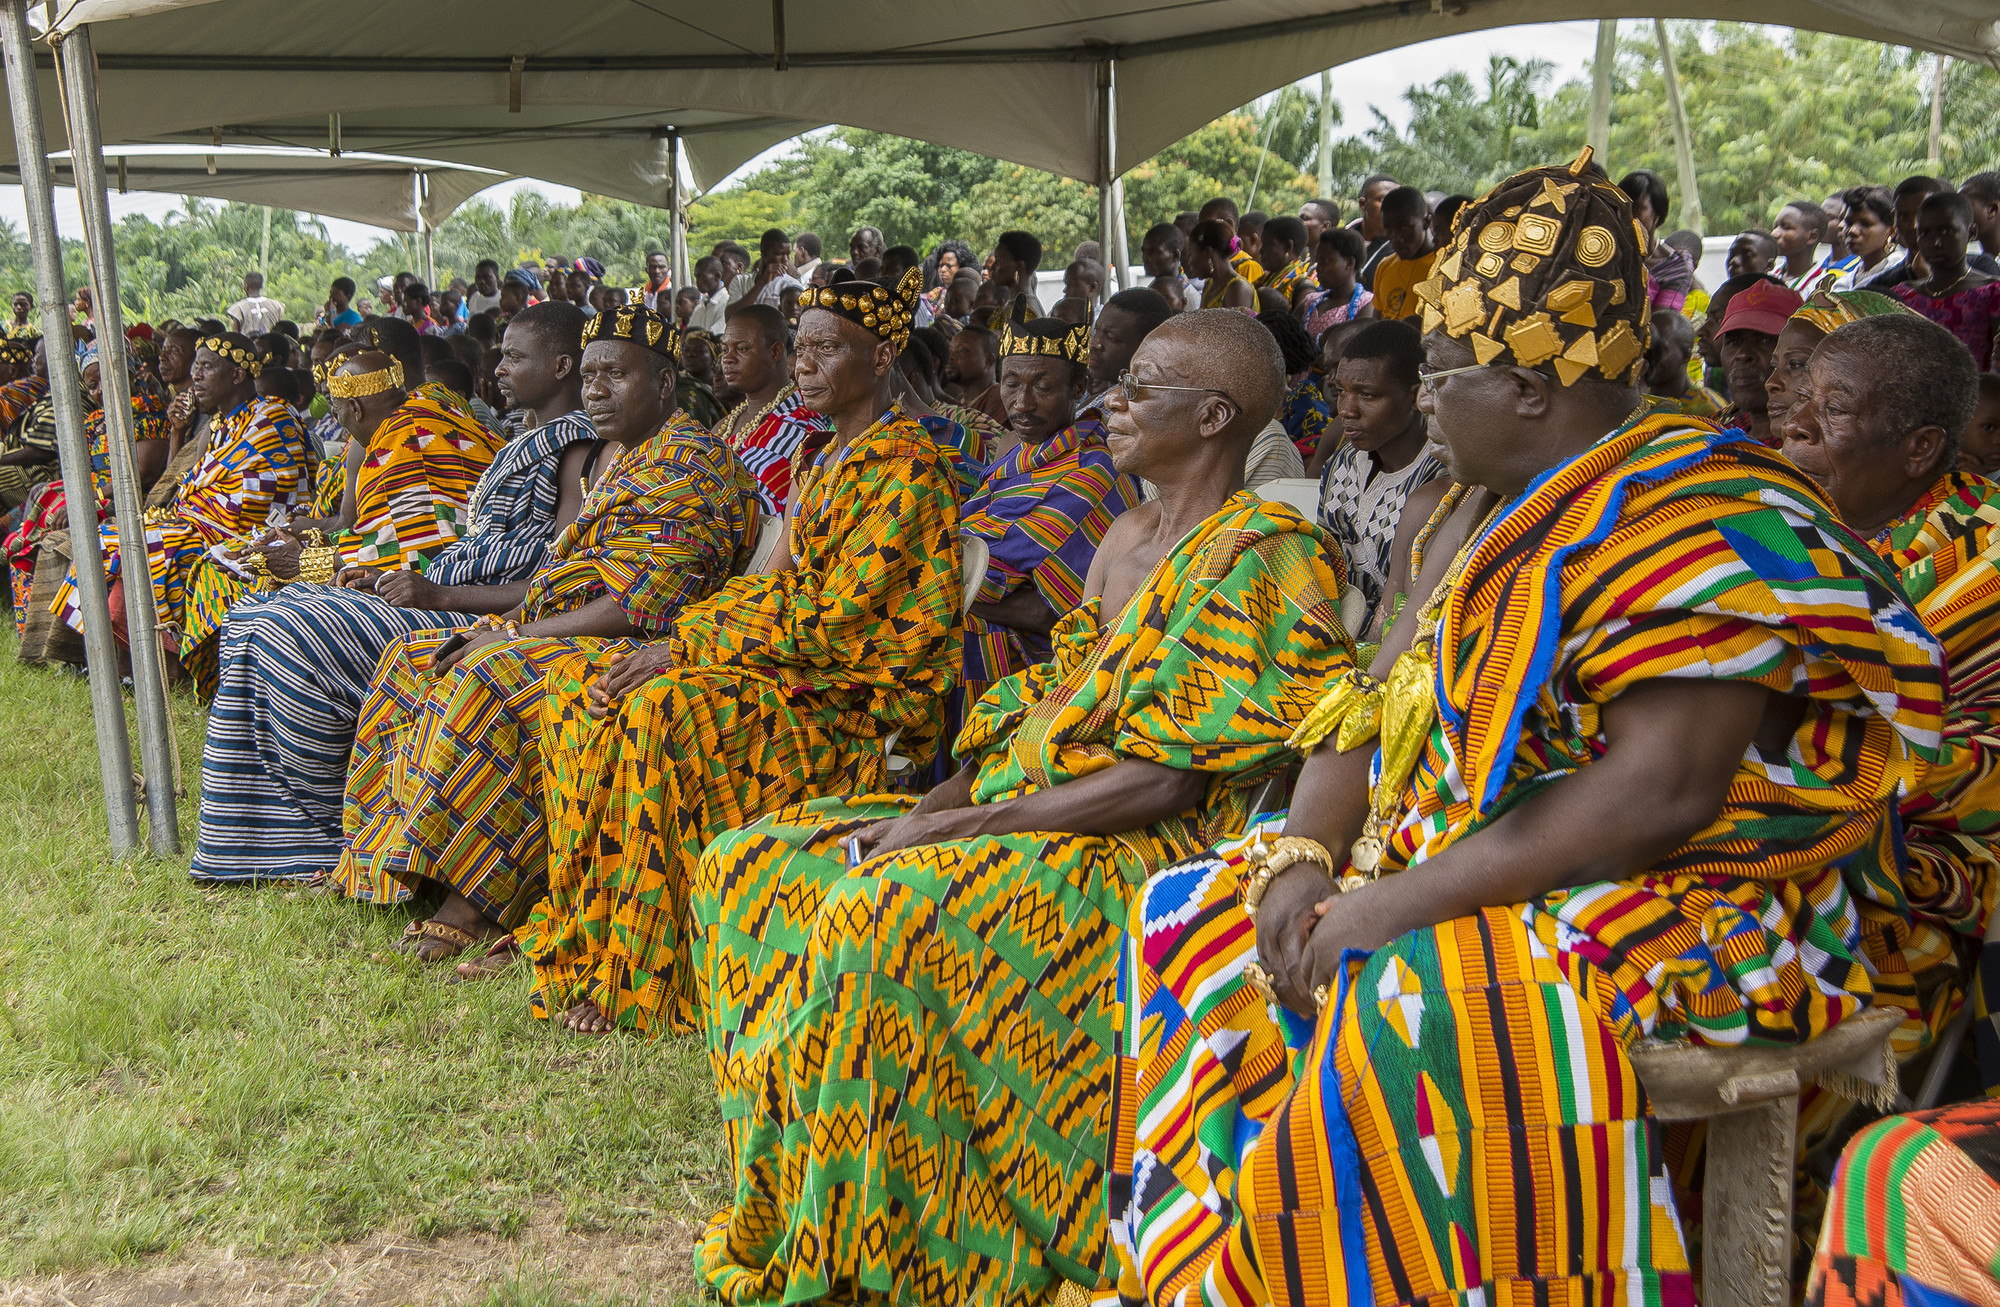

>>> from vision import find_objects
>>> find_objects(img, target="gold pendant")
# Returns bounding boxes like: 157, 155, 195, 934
1349, 834, 1383, 874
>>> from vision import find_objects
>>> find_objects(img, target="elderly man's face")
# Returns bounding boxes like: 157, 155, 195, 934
792, 309, 886, 416
1780, 346, 1938, 528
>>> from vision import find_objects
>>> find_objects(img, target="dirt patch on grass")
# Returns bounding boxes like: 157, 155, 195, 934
0, 1206, 702, 1306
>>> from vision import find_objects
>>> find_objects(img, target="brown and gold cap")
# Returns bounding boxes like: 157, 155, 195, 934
583, 303, 679, 364
999, 316, 1089, 363
1412, 146, 1649, 386
798, 267, 920, 351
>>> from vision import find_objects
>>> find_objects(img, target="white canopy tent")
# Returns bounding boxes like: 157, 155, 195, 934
7, 143, 508, 232
30, 0, 2000, 188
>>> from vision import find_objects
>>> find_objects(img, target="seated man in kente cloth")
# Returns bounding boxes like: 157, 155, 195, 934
179, 318, 502, 692
191, 302, 598, 884
518, 270, 964, 1034
689, 308, 1353, 1306
331, 305, 758, 951
52, 333, 307, 670
1779, 308, 2000, 1082
1116, 153, 1950, 1307
959, 316, 1143, 706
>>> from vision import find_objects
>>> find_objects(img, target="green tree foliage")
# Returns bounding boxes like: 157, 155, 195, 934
1330, 24, 1998, 236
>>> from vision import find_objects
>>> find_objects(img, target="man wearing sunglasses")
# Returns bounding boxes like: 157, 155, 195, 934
1118, 151, 1947, 1307
687, 308, 1353, 1305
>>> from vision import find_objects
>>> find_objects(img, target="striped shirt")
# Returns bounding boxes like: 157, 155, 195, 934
426, 408, 596, 587
722, 387, 829, 517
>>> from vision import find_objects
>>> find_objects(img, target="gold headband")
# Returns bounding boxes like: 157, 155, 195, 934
326, 356, 405, 399
197, 335, 263, 378
1000, 319, 1090, 363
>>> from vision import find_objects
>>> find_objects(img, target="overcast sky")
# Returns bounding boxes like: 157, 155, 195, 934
0, 20, 1606, 255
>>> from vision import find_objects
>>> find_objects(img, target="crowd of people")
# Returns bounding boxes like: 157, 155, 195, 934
2, 145, 2000, 1307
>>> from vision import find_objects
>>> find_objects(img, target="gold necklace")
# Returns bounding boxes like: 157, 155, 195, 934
719, 384, 793, 444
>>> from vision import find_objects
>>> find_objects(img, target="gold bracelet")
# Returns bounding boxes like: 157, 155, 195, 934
296, 545, 340, 586
247, 550, 274, 588
1240, 835, 1338, 919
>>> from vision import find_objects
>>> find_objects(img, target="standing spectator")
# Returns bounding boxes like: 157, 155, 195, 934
1351, 173, 1399, 289
1832, 187, 1908, 290
228, 272, 284, 335
790, 232, 822, 284
464, 260, 503, 315
686, 256, 729, 335
1621, 170, 1694, 311
847, 226, 885, 270
5, 290, 33, 339
1965, 172, 2000, 260
1771, 200, 1830, 292
1367, 187, 1437, 321
400, 281, 438, 335
638, 250, 671, 311
1893, 191, 2000, 369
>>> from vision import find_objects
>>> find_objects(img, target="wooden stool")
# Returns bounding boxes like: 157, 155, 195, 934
1627, 1006, 1902, 1307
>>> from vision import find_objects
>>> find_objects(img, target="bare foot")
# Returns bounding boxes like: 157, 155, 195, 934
562, 999, 616, 1035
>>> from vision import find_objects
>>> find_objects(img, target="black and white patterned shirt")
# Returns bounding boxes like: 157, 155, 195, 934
1317, 438, 1447, 639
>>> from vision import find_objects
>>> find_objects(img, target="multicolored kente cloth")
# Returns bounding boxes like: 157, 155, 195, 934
1843, 473, 2000, 1073
0, 375, 51, 508
1806, 1098, 2000, 1307
718, 386, 828, 516
922, 405, 1012, 499
52, 396, 308, 656
1279, 373, 1335, 457
190, 411, 597, 883
959, 416, 1142, 696
331, 413, 755, 906
519, 406, 964, 1036
1117, 413, 1949, 1307
335, 383, 502, 567
691, 492, 1351, 1306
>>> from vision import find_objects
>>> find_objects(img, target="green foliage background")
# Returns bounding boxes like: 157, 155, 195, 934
2, 23, 1992, 325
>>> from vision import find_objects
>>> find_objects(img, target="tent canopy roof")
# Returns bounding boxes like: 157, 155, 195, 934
27, 1, 2000, 190
1, 143, 508, 231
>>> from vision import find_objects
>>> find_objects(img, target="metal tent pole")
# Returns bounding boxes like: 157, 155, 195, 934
667, 129, 688, 291
1096, 58, 1125, 297
51, 21, 181, 856
0, 0, 140, 854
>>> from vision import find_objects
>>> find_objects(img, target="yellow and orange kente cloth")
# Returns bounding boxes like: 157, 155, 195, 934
689, 492, 1349, 1306
517, 405, 964, 1037
330, 413, 756, 907
52, 395, 308, 661
175, 382, 501, 676
1117, 413, 1948, 1307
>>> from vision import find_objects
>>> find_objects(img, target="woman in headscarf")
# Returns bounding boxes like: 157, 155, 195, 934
1764, 288, 1917, 429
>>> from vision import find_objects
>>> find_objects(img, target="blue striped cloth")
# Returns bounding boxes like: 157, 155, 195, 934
190, 410, 596, 882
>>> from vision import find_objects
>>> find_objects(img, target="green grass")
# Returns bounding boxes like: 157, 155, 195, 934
0, 635, 729, 1285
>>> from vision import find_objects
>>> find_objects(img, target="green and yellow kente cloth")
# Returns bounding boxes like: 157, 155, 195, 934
689, 492, 1351, 1306
519, 405, 965, 1037
1117, 414, 1949, 1307
330, 413, 756, 906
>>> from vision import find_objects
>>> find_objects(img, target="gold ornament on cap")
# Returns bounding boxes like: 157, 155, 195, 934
197, 335, 263, 378
325, 356, 404, 399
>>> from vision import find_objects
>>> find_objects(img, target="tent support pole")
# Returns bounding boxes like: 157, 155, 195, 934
52, 22, 182, 858
0, 0, 141, 855
1096, 57, 1127, 296
668, 129, 687, 292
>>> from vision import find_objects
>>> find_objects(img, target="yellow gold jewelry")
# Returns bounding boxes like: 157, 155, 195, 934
1242, 961, 1280, 1006
197, 335, 262, 377
325, 357, 404, 398
296, 545, 340, 586
1240, 835, 1338, 919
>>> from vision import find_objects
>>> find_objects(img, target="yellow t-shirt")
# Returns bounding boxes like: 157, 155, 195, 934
1230, 249, 1266, 285
1371, 249, 1439, 322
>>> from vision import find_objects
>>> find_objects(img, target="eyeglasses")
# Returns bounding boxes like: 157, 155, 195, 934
1416, 361, 1489, 389
1116, 369, 1237, 408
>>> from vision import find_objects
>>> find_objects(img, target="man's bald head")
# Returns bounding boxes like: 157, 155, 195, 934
1151, 309, 1285, 444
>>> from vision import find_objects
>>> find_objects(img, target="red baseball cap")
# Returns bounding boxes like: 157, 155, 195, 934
1717, 281, 1804, 338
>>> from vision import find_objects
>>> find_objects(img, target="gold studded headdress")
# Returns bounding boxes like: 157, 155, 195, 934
325, 356, 404, 399
797, 267, 920, 351
999, 317, 1090, 364
1411, 146, 1650, 386
197, 334, 264, 378
582, 302, 680, 364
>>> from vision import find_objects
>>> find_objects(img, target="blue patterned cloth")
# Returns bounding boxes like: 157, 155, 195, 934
190, 409, 596, 882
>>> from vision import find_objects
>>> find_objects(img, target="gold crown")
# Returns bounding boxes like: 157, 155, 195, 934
197, 335, 263, 378
798, 267, 921, 350
325, 356, 405, 399
1409, 146, 1650, 386
1000, 319, 1090, 363
582, 302, 678, 363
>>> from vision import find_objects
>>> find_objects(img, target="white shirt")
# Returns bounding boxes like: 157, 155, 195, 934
228, 295, 284, 335
686, 289, 729, 336
465, 289, 502, 315
793, 257, 821, 284
730, 269, 804, 309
